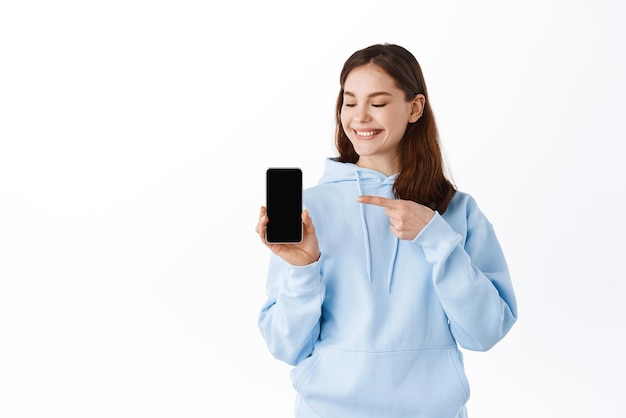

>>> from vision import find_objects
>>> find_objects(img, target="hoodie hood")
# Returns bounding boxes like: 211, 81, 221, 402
318, 158, 399, 291
318, 157, 397, 186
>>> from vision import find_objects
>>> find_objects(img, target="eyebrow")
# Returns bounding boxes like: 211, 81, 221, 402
343, 91, 393, 98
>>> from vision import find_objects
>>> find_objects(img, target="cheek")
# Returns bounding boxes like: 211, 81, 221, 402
340, 112, 351, 133
391, 112, 410, 131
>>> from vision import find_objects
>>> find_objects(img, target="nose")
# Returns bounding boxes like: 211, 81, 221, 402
354, 104, 371, 122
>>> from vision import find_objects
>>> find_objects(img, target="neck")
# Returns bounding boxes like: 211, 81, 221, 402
356, 156, 400, 177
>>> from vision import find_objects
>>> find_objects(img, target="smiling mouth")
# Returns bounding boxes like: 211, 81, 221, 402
354, 130, 382, 137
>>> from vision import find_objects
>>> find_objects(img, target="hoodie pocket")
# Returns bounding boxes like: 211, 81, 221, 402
292, 345, 470, 418
448, 348, 470, 402
290, 349, 324, 391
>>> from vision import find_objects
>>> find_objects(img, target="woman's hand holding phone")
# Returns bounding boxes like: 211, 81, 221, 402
256, 206, 320, 266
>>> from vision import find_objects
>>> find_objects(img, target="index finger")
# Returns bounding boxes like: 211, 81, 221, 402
357, 195, 396, 208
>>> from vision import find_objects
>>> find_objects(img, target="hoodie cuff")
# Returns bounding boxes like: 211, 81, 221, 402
286, 260, 323, 293
413, 212, 463, 264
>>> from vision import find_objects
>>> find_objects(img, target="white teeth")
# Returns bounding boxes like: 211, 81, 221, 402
356, 130, 380, 137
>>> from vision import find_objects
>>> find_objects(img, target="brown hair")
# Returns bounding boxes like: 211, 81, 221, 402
335, 44, 456, 213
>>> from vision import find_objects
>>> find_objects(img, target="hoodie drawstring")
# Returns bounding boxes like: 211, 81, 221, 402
387, 237, 399, 292
355, 171, 372, 283
356, 170, 400, 292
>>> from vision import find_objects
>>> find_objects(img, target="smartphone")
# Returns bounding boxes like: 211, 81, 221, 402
266, 168, 303, 244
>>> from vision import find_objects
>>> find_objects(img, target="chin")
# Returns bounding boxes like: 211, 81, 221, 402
352, 146, 377, 157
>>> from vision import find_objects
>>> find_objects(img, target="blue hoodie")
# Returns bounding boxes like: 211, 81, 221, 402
258, 158, 517, 418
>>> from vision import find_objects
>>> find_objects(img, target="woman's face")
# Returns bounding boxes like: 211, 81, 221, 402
340, 63, 422, 172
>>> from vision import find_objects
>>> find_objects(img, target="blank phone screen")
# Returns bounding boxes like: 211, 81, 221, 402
266, 168, 302, 243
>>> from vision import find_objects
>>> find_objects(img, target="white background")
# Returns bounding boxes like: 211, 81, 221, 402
1, 0, 625, 416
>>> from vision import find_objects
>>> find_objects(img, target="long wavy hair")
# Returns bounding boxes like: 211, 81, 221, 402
335, 44, 456, 213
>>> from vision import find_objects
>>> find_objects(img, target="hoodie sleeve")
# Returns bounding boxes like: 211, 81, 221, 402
414, 205, 518, 352
257, 254, 325, 365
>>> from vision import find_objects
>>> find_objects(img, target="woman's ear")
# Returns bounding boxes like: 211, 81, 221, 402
409, 94, 426, 123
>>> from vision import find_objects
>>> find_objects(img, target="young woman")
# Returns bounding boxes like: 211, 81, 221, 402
255, 43, 517, 418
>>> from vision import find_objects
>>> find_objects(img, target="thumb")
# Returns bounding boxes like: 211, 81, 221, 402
302, 209, 316, 233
